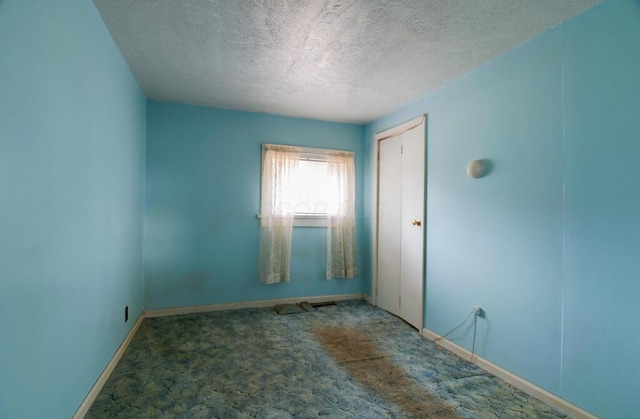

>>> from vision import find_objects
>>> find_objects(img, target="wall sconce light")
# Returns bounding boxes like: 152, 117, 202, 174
466, 159, 485, 178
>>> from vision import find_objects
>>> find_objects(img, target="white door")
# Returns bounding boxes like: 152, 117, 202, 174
377, 122, 425, 330
399, 125, 425, 329
377, 134, 403, 316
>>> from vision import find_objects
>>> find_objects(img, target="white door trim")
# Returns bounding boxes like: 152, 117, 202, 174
374, 115, 425, 141
373, 115, 426, 326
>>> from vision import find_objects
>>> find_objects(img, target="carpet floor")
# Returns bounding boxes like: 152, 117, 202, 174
86, 300, 565, 418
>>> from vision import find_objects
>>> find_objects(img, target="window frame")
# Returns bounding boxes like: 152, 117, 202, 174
260, 144, 355, 228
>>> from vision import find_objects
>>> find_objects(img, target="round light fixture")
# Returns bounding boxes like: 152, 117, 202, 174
466, 159, 485, 178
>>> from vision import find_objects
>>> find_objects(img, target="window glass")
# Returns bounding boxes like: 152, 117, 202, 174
260, 145, 355, 227
288, 159, 338, 216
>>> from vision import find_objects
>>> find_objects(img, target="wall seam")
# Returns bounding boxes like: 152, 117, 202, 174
142, 99, 149, 311
559, 21, 568, 398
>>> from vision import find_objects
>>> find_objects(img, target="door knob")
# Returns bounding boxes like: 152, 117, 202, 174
412, 219, 421, 226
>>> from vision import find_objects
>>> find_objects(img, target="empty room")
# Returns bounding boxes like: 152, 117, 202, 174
1, 0, 639, 418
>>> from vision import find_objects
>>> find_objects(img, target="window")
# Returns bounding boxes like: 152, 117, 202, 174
288, 155, 343, 223
260, 146, 354, 225
259, 144, 358, 283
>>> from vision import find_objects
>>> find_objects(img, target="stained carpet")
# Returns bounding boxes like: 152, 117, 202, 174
86, 300, 566, 418
314, 327, 459, 418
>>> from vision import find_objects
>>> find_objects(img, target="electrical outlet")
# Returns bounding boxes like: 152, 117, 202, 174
472, 306, 484, 317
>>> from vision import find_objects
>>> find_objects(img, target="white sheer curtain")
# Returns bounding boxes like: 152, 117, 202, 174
259, 145, 299, 284
326, 151, 358, 279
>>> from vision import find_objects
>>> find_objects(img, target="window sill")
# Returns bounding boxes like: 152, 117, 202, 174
256, 214, 328, 228
294, 216, 327, 228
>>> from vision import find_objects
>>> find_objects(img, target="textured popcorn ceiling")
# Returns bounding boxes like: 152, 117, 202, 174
93, 0, 601, 124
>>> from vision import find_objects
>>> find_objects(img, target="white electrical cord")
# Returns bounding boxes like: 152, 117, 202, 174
432, 311, 474, 342
432, 310, 480, 362
471, 311, 478, 361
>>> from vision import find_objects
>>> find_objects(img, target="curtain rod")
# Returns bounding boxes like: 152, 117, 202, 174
262, 143, 354, 156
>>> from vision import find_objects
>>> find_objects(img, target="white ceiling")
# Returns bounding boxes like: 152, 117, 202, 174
93, 0, 601, 124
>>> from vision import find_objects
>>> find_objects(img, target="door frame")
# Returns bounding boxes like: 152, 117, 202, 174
372, 114, 427, 328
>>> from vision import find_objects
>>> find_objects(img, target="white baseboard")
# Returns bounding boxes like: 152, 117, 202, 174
362, 294, 374, 305
74, 314, 144, 419
145, 293, 364, 318
421, 328, 597, 419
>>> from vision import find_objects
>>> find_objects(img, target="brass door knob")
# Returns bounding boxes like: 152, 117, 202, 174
412, 220, 422, 226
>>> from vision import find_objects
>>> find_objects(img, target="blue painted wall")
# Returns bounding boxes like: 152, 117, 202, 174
0, 1, 146, 418
145, 101, 364, 310
562, 1, 640, 416
365, 0, 639, 417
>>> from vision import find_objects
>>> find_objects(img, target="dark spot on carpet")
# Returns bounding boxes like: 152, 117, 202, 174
314, 327, 460, 419
274, 303, 307, 315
